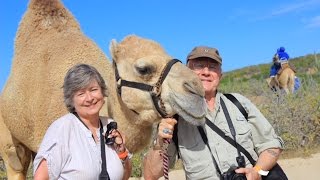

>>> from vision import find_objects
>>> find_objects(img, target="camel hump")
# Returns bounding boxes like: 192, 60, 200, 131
18, 0, 80, 35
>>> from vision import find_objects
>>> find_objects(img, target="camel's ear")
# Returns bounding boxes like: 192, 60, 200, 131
110, 39, 118, 61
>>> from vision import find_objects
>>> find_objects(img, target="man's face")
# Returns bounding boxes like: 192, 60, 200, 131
188, 58, 222, 96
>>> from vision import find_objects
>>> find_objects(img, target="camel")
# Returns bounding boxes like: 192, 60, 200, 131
0, 0, 207, 179
267, 57, 295, 94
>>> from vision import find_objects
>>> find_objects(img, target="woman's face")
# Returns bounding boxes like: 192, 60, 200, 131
73, 80, 105, 118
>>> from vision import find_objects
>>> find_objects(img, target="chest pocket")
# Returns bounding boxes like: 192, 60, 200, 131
234, 116, 251, 135
219, 115, 252, 152
177, 121, 215, 178
216, 115, 253, 170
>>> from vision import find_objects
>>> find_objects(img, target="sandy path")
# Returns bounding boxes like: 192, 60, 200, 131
130, 153, 320, 180
277, 153, 320, 180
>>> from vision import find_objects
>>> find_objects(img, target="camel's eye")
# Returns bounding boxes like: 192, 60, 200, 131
135, 66, 153, 76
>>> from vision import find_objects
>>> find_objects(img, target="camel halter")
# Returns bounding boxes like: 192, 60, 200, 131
114, 58, 180, 180
113, 59, 181, 118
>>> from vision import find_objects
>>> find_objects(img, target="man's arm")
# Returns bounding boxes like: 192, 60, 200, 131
255, 148, 282, 171
143, 118, 177, 180
143, 149, 164, 180
236, 148, 282, 180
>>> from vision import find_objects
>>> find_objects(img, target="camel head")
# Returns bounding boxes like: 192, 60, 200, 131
273, 53, 280, 65
110, 35, 207, 126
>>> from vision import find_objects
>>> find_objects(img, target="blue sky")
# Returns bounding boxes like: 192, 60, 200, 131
1, 0, 320, 91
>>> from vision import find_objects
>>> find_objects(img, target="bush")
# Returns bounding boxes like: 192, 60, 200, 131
220, 58, 320, 151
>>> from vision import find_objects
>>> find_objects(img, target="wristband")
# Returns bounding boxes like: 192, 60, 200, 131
253, 165, 269, 176
118, 150, 128, 160
253, 165, 261, 172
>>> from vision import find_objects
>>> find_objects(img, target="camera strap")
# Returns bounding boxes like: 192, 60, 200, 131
204, 119, 255, 165
202, 97, 256, 165
72, 112, 110, 179
99, 121, 111, 180
220, 97, 245, 164
197, 126, 223, 177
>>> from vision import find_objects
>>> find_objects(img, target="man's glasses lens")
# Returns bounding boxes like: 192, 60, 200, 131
193, 62, 219, 71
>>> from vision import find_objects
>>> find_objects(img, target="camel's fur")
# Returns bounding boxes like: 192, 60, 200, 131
266, 66, 295, 94
0, 0, 206, 179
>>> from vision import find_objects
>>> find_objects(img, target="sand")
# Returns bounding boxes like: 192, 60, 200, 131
130, 152, 320, 180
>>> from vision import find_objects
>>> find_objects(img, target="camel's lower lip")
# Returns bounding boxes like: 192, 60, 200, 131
170, 92, 207, 120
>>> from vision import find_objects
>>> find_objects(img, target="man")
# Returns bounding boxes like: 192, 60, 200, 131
144, 46, 284, 180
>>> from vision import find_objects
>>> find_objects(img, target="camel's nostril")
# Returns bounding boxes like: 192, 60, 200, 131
183, 81, 205, 97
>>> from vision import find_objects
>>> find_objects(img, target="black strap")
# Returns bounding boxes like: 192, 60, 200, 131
73, 112, 110, 179
222, 94, 256, 165
205, 118, 256, 165
172, 93, 256, 169
220, 98, 242, 159
99, 121, 110, 180
113, 59, 181, 118
197, 126, 222, 176
120, 80, 153, 91
224, 94, 248, 120
157, 59, 181, 85
172, 93, 248, 149
201, 94, 256, 165
172, 116, 222, 176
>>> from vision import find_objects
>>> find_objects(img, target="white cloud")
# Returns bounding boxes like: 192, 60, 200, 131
271, 0, 320, 16
306, 15, 320, 28
252, 0, 320, 21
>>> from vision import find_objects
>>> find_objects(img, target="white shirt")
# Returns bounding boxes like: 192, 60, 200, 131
33, 113, 124, 180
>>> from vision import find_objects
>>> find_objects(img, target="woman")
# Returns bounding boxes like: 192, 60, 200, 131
33, 64, 132, 180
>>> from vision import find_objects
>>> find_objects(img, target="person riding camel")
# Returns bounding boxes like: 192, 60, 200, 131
270, 47, 292, 78
269, 46, 300, 92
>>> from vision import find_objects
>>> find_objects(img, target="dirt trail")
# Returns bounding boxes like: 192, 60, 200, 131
130, 153, 320, 180
278, 152, 320, 180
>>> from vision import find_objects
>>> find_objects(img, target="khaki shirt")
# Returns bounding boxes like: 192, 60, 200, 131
168, 92, 284, 180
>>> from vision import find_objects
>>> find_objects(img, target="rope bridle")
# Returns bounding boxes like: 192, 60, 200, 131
113, 58, 181, 180
113, 59, 181, 118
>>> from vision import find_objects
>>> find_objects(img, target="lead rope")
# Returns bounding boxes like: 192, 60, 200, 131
162, 138, 171, 180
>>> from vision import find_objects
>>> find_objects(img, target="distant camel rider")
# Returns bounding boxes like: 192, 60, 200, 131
269, 47, 300, 92
270, 47, 290, 78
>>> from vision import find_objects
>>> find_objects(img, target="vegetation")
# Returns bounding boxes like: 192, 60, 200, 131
219, 53, 320, 151
1, 53, 319, 178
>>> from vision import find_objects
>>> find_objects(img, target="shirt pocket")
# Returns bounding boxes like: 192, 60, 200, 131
217, 117, 253, 171
220, 116, 252, 149
234, 116, 251, 135
177, 123, 210, 168
179, 145, 215, 178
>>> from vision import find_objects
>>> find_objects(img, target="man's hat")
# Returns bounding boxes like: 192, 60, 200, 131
187, 46, 222, 64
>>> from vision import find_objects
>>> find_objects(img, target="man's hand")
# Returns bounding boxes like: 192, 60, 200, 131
157, 118, 177, 139
235, 167, 261, 180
